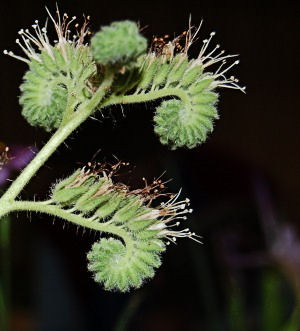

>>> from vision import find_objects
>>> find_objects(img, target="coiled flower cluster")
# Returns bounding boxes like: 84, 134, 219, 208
50, 163, 199, 292
4, 10, 244, 149
133, 24, 245, 149
4, 9, 96, 131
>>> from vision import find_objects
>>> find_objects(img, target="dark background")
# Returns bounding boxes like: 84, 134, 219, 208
1, 1, 299, 330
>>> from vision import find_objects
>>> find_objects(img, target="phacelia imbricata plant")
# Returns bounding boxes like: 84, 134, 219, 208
0, 7, 244, 292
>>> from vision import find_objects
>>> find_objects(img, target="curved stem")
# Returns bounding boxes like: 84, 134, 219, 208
102, 86, 190, 108
0, 200, 133, 247
0, 70, 114, 203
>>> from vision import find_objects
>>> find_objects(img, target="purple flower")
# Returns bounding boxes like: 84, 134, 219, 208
272, 225, 300, 286
0, 144, 36, 186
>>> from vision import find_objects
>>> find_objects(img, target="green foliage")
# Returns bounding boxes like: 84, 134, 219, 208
91, 21, 147, 66
262, 271, 284, 331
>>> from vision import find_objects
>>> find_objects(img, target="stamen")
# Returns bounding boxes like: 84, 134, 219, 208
215, 60, 240, 77
3, 49, 30, 64
6, 7, 90, 65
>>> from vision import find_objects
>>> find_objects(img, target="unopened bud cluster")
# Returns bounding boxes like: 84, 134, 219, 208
134, 26, 245, 149
4, 10, 96, 131
51, 164, 199, 291
91, 21, 147, 66
4, 9, 244, 149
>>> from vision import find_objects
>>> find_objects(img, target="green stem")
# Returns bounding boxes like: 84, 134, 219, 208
0, 216, 11, 331
0, 70, 114, 204
0, 200, 133, 249
102, 87, 190, 107
114, 290, 145, 331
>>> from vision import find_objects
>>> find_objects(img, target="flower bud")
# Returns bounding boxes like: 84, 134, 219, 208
91, 21, 147, 66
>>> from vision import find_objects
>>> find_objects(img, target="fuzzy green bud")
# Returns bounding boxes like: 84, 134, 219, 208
91, 21, 147, 66
154, 96, 219, 149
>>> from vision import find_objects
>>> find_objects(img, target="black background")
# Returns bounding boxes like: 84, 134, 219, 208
1, 1, 299, 330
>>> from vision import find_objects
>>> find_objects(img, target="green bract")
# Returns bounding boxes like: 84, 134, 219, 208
91, 21, 147, 66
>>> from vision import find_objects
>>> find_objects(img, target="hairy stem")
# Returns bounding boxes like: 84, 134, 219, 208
0, 70, 114, 203
0, 200, 133, 251
102, 87, 191, 107
0, 216, 11, 331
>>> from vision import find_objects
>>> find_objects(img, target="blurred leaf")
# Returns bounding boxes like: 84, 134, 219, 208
227, 282, 247, 331
282, 302, 300, 331
262, 271, 283, 331
114, 290, 145, 331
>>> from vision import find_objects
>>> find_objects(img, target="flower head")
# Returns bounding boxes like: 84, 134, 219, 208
50, 162, 201, 292
51, 162, 201, 243
150, 18, 246, 93
4, 7, 96, 132
137, 19, 246, 149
